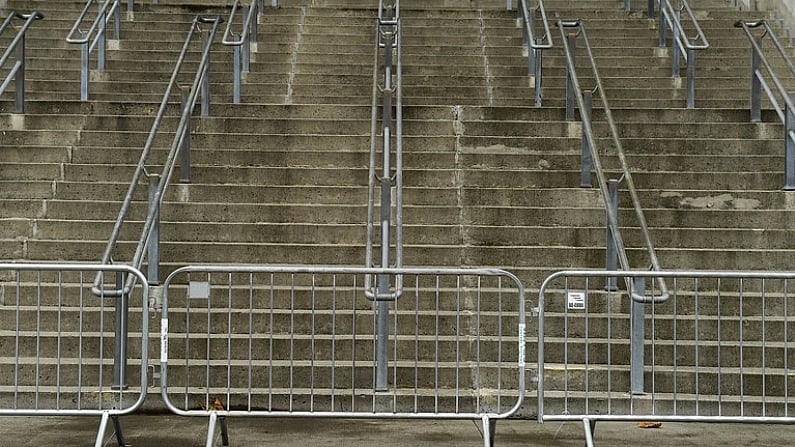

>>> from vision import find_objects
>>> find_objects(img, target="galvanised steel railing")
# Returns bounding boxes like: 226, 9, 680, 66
92, 16, 224, 297
222, 0, 262, 104
65, 0, 122, 101
658, 0, 709, 108
557, 19, 668, 397
365, 0, 403, 395
538, 270, 795, 447
516, 0, 552, 106
557, 19, 667, 304
735, 20, 795, 190
0, 11, 44, 113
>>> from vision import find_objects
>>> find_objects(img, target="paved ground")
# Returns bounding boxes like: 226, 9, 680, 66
3, 415, 795, 446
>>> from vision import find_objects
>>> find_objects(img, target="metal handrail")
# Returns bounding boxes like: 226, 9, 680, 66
0, 11, 44, 113
92, 16, 224, 297
365, 0, 403, 302
517, 0, 552, 106
65, 0, 122, 101
658, 0, 709, 108
222, 0, 262, 104
557, 19, 668, 304
735, 20, 795, 190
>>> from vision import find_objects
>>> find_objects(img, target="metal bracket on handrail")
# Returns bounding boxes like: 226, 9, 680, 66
66, 0, 122, 101
518, 0, 552, 106
92, 15, 224, 298
0, 11, 44, 113
557, 19, 668, 305
658, 0, 709, 108
222, 0, 261, 104
735, 19, 795, 190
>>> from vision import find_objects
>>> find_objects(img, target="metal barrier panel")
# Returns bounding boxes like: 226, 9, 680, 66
0, 263, 149, 444
160, 266, 525, 440
538, 270, 795, 426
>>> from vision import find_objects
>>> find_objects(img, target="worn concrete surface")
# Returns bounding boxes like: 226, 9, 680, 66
2, 415, 795, 446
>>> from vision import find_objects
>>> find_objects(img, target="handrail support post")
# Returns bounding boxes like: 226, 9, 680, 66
785, 101, 795, 190
147, 174, 161, 285
658, 0, 665, 47
180, 87, 192, 183
14, 34, 25, 114
80, 30, 89, 101
605, 179, 619, 291
112, 271, 130, 390
233, 32, 242, 104
671, 8, 681, 78
686, 42, 696, 108
580, 91, 593, 188
565, 32, 576, 121
98, 4, 106, 71
201, 33, 211, 117
750, 36, 762, 122
630, 277, 646, 395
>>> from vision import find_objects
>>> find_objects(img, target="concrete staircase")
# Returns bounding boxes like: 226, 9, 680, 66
0, 0, 794, 425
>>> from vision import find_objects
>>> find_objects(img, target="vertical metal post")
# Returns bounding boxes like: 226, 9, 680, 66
148, 174, 161, 284
750, 36, 762, 123
375, 20, 395, 392
180, 88, 192, 183
233, 33, 242, 104
631, 277, 646, 395
686, 43, 695, 109
565, 32, 576, 121
80, 31, 89, 101
243, 7, 252, 73
113, 3, 121, 40
201, 33, 210, 117
605, 179, 619, 291
785, 101, 795, 190
658, 0, 665, 47
98, 6, 106, 71
113, 272, 129, 390
671, 8, 681, 78
15, 33, 24, 114
580, 92, 592, 188
534, 38, 543, 107
527, 9, 535, 71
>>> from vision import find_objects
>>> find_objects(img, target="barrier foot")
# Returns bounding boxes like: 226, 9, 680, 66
481, 415, 496, 447
582, 418, 596, 447
95, 412, 130, 447
206, 412, 230, 447
112, 415, 129, 446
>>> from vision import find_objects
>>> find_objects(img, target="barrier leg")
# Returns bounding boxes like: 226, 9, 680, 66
206, 412, 231, 447
112, 415, 129, 447
582, 418, 596, 447
481, 415, 496, 447
95, 412, 130, 447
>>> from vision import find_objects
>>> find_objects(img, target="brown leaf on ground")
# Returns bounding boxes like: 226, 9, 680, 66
637, 422, 663, 429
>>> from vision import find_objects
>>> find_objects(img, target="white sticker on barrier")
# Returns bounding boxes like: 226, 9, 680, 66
161, 318, 168, 363
567, 291, 586, 310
